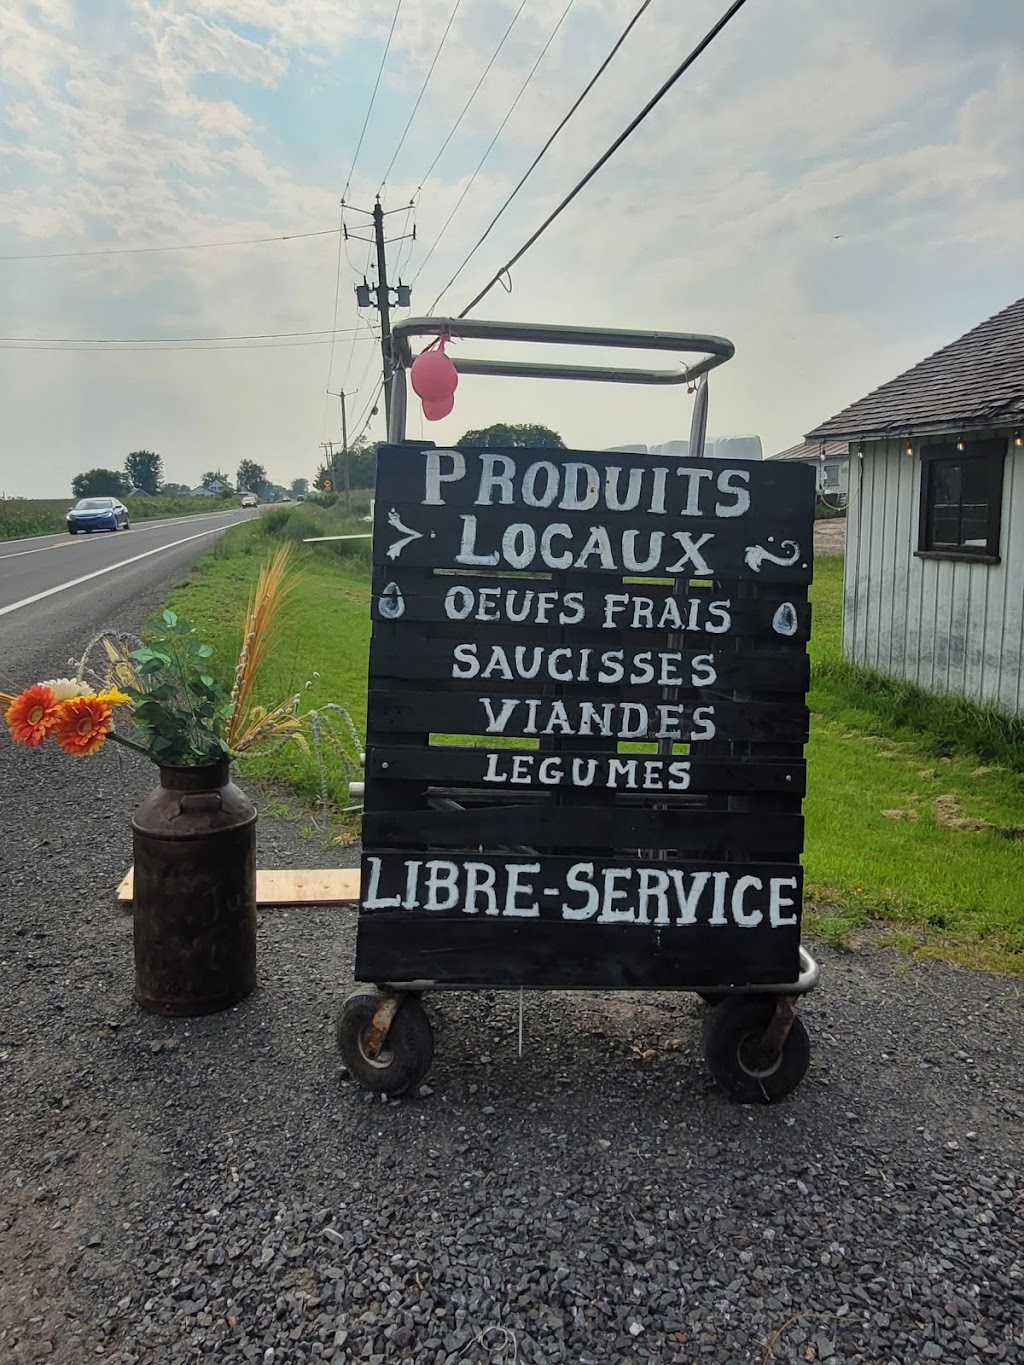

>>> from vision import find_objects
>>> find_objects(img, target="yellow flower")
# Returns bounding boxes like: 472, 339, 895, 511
95, 687, 132, 706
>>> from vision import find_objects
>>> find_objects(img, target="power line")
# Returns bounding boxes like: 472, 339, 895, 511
0, 337, 376, 353
412, 0, 529, 193
429, 0, 654, 311
415, 0, 578, 294
0, 326, 365, 343
379, 0, 465, 193
323, 201, 348, 435
350, 379, 385, 444
338, 308, 376, 396
0, 227, 339, 262
342, 0, 405, 200
459, 0, 752, 317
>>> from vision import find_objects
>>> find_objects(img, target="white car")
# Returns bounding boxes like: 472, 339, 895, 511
240, 493, 258, 507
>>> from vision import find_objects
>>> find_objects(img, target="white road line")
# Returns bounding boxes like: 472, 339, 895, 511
0, 510, 244, 561
0, 523, 233, 618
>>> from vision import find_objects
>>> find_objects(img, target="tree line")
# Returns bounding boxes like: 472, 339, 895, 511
71, 424, 564, 502
312, 423, 565, 493
71, 454, 284, 500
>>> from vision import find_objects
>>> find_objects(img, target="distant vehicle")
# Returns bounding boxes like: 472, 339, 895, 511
67, 497, 130, 534
240, 493, 258, 507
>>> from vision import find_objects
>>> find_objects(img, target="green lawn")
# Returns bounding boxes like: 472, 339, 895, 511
805, 558, 1024, 969
163, 519, 1024, 973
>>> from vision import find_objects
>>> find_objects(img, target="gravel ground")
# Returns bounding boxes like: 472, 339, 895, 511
2, 609, 1022, 1365
812, 520, 846, 556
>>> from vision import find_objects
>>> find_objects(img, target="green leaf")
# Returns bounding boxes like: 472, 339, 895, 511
162, 609, 178, 627
197, 644, 213, 658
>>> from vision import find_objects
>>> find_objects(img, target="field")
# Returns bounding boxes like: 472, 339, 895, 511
164, 509, 1024, 973
0, 494, 241, 541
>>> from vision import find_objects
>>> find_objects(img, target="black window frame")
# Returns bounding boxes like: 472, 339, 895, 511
916, 438, 1006, 563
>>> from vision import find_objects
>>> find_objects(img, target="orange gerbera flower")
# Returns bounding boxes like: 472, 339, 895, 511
54, 696, 114, 757
5, 684, 61, 746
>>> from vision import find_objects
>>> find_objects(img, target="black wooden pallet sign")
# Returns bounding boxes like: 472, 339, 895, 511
357, 443, 816, 991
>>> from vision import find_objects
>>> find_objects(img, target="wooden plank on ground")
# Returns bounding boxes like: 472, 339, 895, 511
116, 867, 361, 906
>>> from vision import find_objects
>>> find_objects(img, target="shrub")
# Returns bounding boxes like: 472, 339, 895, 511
262, 507, 327, 544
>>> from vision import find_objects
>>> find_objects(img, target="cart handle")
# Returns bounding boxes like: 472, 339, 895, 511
388, 317, 734, 444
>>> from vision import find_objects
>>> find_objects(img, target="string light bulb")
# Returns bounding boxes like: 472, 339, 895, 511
1015, 432, 1022, 448
905, 441, 914, 457
956, 438, 965, 452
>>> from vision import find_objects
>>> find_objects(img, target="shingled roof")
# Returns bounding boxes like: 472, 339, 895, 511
806, 295, 1024, 441
771, 438, 848, 461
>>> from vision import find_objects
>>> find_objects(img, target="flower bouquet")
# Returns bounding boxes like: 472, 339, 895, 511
4, 679, 134, 757
2, 543, 362, 1017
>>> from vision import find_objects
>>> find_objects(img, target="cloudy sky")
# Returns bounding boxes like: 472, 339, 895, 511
1, 0, 1022, 497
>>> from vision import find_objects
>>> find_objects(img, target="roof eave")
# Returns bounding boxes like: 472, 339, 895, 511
805, 412, 1024, 443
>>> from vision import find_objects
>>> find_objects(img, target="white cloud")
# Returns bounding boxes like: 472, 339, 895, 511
0, 0, 1022, 493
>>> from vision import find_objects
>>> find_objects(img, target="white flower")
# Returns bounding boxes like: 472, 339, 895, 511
41, 677, 93, 701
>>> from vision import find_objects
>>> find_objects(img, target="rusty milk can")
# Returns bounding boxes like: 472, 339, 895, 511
132, 759, 257, 1016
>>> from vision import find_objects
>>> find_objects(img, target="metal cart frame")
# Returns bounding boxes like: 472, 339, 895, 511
338, 316, 820, 1104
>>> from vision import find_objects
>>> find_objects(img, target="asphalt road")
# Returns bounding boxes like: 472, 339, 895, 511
0, 508, 256, 686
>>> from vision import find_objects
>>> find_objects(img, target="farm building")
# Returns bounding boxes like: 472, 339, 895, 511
806, 295, 1024, 713
771, 439, 849, 503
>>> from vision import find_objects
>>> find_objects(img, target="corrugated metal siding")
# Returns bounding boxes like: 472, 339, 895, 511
843, 433, 1023, 713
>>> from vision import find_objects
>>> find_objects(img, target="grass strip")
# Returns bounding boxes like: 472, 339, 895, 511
0, 494, 245, 541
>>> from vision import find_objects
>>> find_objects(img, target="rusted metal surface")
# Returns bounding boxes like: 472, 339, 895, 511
361, 992, 402, 1060
132, 760, 257, 1017
748, 995, 797, 1070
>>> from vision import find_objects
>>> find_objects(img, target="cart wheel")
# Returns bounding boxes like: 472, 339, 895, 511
702, 996, 810, 1103
335, 991, 434, 1096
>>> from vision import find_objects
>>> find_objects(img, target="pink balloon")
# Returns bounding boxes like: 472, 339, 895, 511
422, 394, 454, 421
410, 339, 458, 404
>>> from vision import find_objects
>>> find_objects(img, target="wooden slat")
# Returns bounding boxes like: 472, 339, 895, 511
355, 915, 800, 990
370, 568, 812, 640
363, 806, 803, 857
369, 636, 810, 693
367, 745, 806, 795
368, 690, 810, 744
371, 502, 813, 582
116, 867, 361, 906
375, 443, 815, 515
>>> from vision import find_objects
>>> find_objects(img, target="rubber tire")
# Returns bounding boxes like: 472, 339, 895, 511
702, 996, 810, 1104
122, 520, 130, 530
335, 991, 434, 1096
698, 992, 726, 1006
69, 528, 78, 535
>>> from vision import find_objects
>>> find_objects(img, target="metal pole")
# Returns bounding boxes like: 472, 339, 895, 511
373, 201, 393, 434
340, 390, 351, 514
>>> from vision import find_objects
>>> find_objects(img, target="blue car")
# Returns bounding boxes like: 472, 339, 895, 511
67, 496, 130, 534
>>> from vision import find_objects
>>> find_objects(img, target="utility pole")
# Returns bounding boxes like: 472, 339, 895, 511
326, 389, 353, 514
344, 198, 414, 438
319, 440, 335, 493
372, 201, 393, 434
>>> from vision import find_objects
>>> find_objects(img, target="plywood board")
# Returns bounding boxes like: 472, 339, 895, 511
116, 867, 360, 907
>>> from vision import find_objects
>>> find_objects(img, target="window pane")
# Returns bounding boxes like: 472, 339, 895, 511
961, 460, 990, 503
931, 463, 961, 503
930, 513, 961, 546
961, 503, 988, 546
921, 446, 1001, 555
